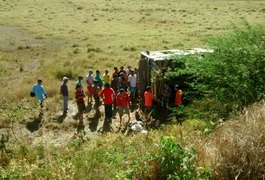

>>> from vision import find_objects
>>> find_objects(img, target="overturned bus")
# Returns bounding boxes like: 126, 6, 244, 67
138, 48, 213, 103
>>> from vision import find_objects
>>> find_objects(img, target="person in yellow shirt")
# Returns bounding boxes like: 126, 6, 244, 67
103, 69, 110, 85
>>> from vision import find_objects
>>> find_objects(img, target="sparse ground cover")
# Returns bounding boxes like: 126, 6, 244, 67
0, 0, 265, 179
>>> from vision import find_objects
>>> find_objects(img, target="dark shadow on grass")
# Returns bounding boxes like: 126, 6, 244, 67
98, 118, 113, 133
52, 113, 67, 124
85, 103, 93, 113
88, 108, 101, 132
26, 112, 43, 132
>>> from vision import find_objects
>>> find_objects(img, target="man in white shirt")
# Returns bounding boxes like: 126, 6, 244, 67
128, 70, 137, 103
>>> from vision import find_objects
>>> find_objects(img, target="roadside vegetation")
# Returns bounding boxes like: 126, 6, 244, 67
0, 0, 265, 179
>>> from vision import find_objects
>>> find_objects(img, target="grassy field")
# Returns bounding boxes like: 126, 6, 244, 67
0, 0, 264, 101
0, 0, 265, 179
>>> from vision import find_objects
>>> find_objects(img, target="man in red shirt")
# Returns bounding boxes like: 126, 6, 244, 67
99, 83, 115, 121
116, 88, 131, 127
144, 86, 153, 115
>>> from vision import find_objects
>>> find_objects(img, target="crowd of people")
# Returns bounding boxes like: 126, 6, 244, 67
30, 65, 183, 133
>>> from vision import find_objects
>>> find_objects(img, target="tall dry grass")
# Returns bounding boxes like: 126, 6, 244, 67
194, 100, 265, 179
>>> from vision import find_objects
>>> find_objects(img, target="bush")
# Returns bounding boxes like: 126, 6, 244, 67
126, 136, 212, 179
166, 26, 265, 119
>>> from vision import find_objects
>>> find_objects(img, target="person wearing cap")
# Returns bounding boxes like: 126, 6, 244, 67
75, 84, 85, 131
118, 72, 127, 91
86, 70, 94, 104
60, 77, 69, 115
116, 88, 131, 127
99, 83, 115, 121
31, 78, 47, 112
174, 84, 183, 106
75, 75, 83, 89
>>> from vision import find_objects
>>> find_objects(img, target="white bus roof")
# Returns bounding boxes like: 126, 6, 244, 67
141, 48, 214, 61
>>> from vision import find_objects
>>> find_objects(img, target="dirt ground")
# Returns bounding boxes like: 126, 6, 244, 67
0, 25, 137, 148
21, 99, 138, 148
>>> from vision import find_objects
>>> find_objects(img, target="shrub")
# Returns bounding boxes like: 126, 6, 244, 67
166, 26, 265, 119
126, 136, 212, 179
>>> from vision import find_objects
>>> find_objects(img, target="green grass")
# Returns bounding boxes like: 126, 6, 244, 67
0, 0, 264, 102
0, 0, 265, 179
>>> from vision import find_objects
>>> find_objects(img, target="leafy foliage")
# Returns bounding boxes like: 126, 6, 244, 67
166, 26, 265, 119
153, 136, 211, 180
125, 136, 212, 179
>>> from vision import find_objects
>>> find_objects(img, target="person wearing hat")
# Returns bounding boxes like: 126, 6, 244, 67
86, 70, 94, 105
60, 77, 69, 115
118, 72, 127, 91
75, 75, 83, 89
31, 78, 47, 113
116, 88, 131, 127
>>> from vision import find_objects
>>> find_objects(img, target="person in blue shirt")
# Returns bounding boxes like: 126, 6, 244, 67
95, 70, 103, 89
31, 78, 47, 111
161, 82, 172, 108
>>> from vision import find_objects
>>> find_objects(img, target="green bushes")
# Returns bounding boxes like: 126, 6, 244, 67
154, 136, 211, 179
166, 26, 265, 119
126, 136, 211, 179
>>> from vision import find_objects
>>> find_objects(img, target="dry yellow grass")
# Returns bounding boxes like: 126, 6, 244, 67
191, 100, 265, 179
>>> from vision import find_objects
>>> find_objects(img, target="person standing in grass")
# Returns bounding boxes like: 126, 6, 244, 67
174, 84, 183, 107
103, 69, 110, 85
161, 82, 172, 108
75, 84, 86, 131
99, 83, 115, 122
31, 78, 47, 113
144, 86, 153, 115
128, 70, 137, 103
60, 77, 69, 115
111, 74, 120, 110
95, 70, 103, 89
75, 75, 84, 89
92, 80, 101, 109
86, 70, 94, 105
112, 67, 119, 78
116, 88, 131, 127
